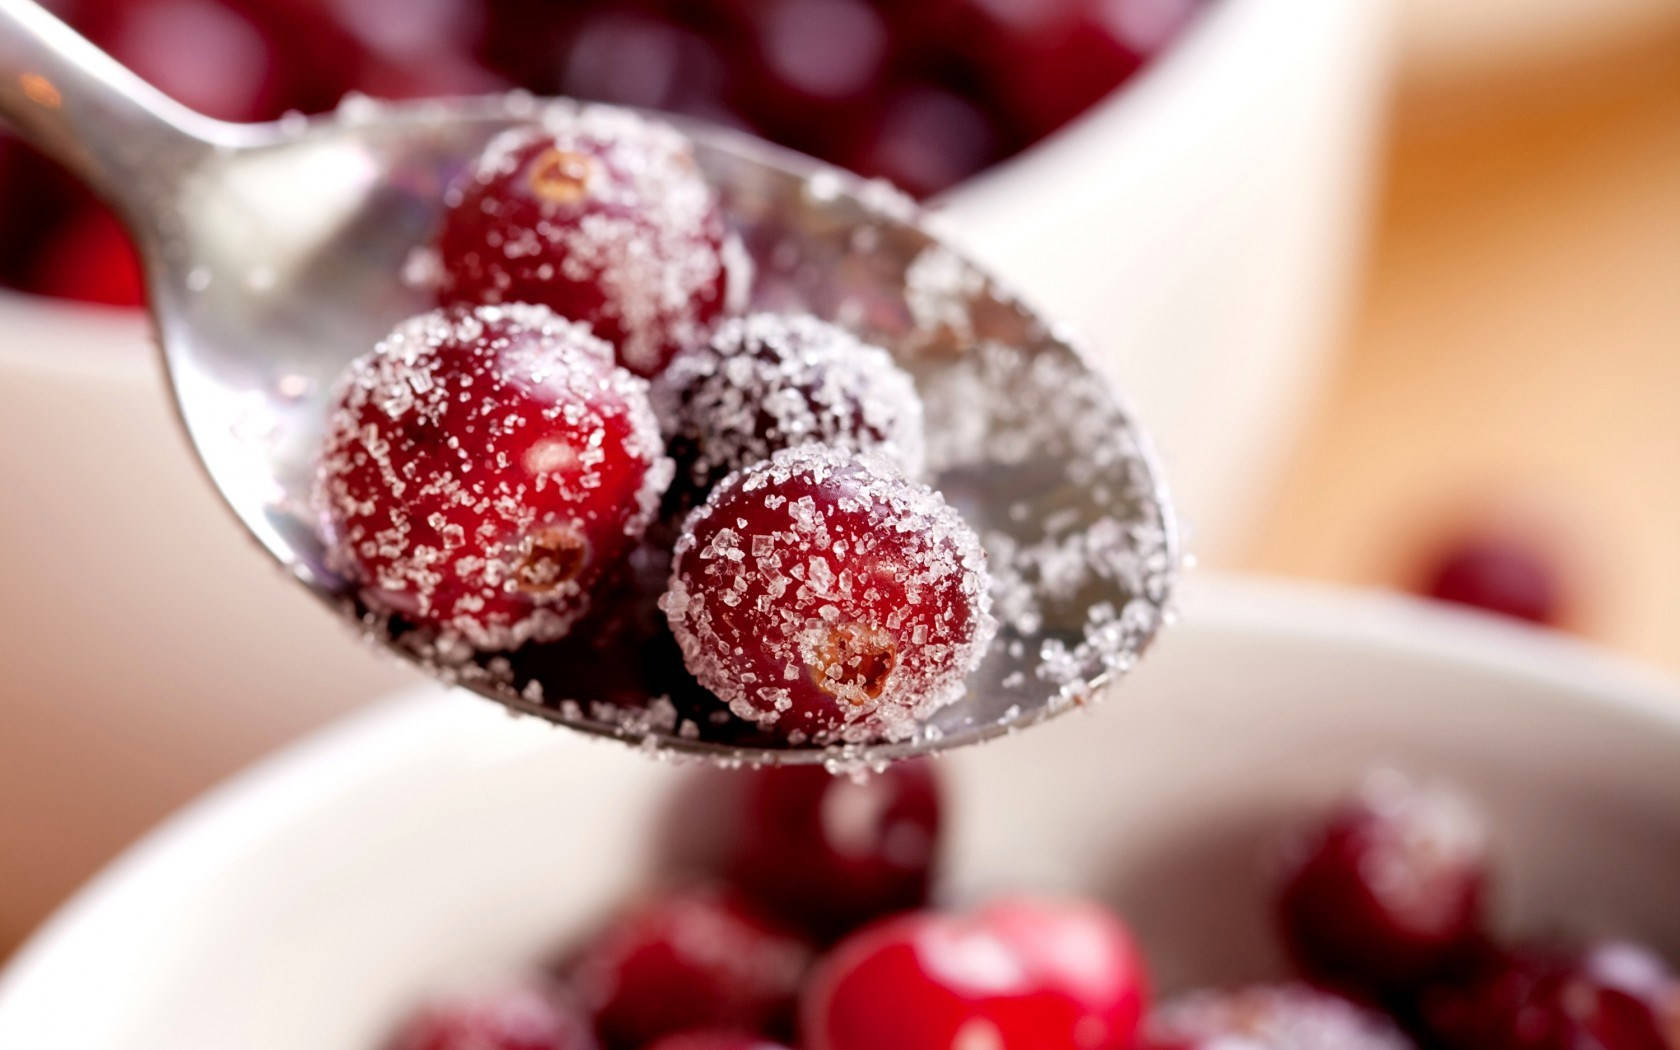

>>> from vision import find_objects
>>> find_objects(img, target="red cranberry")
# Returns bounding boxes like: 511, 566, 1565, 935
742, 0, 887, 118
662, 445, 995, 744
1586, 940, 1680, 1013
714, 760, 942, 940
557, 12, 733, 117
437, 107, 736, 377
642, 1034, 793, 1050
651, 314, 925, 507
1143, 984, 1415, 1050
1421, 944, 1679, 1050
1420, 534, 1563, 626
351, 52, 508, 101
802, 897, 1150, 1050
88, 0, 290, 122
1277, 771, 1489, 998
307, 0, 485, 67
26, 204, 144, 307
315, 303, 672, 650
955, 0, 1196, 136
387, 981, 597, 1050
842, 85, 1004, 198
565, 888, 813, 1050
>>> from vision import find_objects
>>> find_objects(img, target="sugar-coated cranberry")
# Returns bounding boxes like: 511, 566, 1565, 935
1420, 944, 1680, 1050
315, 303, 672, 650
386, 981, 598, 1050
1420, 534, 1563, 626
1143, 984, 1416, 1050
652, 314, 924, 507
565, 888, 813, 1050
1277, 771, 1489, 998
437, 106, 736, 377
662, 445, 994, 744
712, 760, 942, 940
642, 1034, 793, 1050
25, 204, 144, 307
802, 897, 1149, 1050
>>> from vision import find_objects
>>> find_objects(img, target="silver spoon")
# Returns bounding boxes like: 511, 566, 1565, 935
0, 0, 1177, 767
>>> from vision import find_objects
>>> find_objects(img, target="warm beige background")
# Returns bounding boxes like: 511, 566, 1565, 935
1242, 12, 1680, 673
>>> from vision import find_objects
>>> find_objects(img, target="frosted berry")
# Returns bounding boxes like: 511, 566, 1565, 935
714, 761, 942, 940
1144, 984, 1415, 1050
662, 445, 994, 744
1421, 534, 1563, 626
315, 303, 672, 650
1420, 944, 1680, 1050
565, 888, 812, 1049
437, 105, 737, 377
1277, 771, 1488, 998
802, 897, 1149, 1050
386, 982, 598, 1050
651, 313, 924, 506
642, 1034, 793, 1050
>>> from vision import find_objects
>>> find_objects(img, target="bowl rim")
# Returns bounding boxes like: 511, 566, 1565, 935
3, 573, 1677, 1017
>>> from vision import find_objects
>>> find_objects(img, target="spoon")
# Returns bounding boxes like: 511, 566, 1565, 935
0, 0, 1178, 767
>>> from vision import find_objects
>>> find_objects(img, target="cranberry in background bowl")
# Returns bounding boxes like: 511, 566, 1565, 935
2, 580, 1678, 1048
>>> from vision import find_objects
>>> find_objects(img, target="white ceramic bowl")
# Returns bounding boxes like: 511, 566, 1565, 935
0, 0, 1391, 944
2, 576, 1676, 1048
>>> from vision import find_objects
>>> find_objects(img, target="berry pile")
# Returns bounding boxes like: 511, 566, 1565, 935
379, 765, 1680, 1050
0, 0, 1207, 306
316, 107, 992, 744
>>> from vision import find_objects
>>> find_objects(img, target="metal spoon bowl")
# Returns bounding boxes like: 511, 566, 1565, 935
0, 1, 1177, 766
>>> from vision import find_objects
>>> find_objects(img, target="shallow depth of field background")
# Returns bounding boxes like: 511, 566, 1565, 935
1, 0, 1678, 961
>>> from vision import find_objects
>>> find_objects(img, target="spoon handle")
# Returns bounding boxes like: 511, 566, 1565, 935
0, 0, 216, 222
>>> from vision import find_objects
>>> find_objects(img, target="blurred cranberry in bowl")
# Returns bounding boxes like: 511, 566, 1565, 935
2, 581, 1678, 1048
0, 0, 1391, 955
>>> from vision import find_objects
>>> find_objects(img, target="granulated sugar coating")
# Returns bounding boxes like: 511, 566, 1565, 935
662, 445, 995, 744
1146, 985, 1415, 1050
652, 313, 925, 505
315, 303, 673, 651
437, 103, 735, 377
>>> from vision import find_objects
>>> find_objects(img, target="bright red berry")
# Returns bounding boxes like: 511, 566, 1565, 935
565, 888, 813, 1050
662, 445, 994, 744
386, 982, 597, 1050
437, 106, 738, 377
1143, 984, 1415, 1050
641, 1034, 793, 1050
1420, 534, 1564, 626
316, 303, 672, 650
652, 314, 924, 507
1277, 771, 1489, 998
1420, 944, 1680, 1050
708, 760, 942, 940
26, 204, 144, 307
802, 897, 1150, 1050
